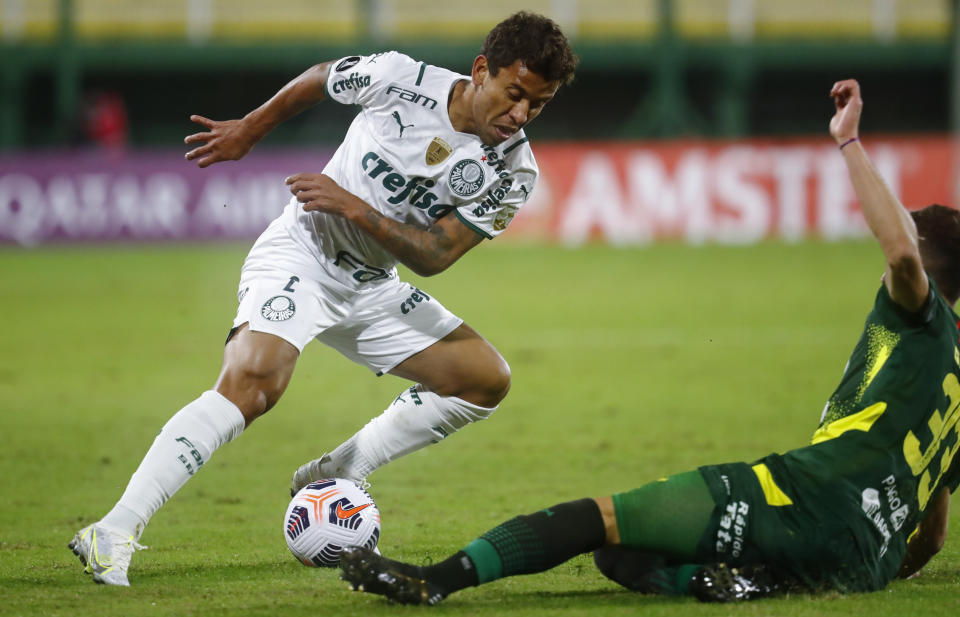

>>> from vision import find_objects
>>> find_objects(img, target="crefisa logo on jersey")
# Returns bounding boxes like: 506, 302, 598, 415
261, 295, 296, 321
331, 73, 371, 94
449, 159, 485, 197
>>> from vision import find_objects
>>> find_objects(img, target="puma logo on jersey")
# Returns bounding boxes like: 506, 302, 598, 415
392, 111, 414, 137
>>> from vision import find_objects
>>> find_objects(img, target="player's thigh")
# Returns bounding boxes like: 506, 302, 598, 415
612, 470, 716, 559
221, 267, 343, 417
316, 281, 509, 405
391, 323, 511, 404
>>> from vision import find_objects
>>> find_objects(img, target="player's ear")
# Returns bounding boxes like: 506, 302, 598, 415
472, 55, 488, 86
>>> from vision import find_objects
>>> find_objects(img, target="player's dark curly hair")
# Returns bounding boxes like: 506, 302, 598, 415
481, 12, 578, 85
911, 204, 960, 304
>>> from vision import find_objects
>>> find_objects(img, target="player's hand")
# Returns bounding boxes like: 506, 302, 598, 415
184, 115, 257, 168
286, 173, 363, 218
829, 79, 862, 145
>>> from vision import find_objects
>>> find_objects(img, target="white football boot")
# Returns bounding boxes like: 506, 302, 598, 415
69, 523, 146, 586
290, 453, 368, 496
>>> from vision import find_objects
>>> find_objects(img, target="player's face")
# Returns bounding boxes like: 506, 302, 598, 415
471, 57, 560, 146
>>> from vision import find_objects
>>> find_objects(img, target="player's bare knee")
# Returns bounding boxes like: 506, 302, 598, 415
459, 354, 511, 408
483, 356, 512, 406
215, 376, 267, 422
216, 361, 290, 421
217, 327, 297, 421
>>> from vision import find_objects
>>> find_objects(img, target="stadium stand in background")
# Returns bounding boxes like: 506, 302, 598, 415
0, 0, 954, 148
0, 0, 949, 42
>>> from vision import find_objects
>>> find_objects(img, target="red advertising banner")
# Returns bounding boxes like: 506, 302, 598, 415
0, 137, 955, 246
516, 137, 956, 244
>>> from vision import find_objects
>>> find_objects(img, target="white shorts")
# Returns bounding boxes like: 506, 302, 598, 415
232, 220, 463, 375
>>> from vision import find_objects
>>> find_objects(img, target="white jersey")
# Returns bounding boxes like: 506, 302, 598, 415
280, 51, 538, 287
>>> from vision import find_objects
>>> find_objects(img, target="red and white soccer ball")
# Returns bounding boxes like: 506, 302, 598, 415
284, 478, 381, 567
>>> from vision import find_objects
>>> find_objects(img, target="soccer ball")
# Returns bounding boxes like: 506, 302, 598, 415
284, 478, 381, 567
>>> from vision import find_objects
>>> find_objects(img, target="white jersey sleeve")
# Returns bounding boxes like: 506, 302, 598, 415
453, 137, 538, 239
326, 52, 418, 107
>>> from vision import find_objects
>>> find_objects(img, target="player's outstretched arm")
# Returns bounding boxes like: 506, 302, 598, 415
286, 173, 483, 275
830, 79, 929, 312
184, 62, 334, 168
898, 488, 950, 579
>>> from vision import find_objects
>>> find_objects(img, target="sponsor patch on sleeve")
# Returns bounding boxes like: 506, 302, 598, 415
335, 56, 361, 72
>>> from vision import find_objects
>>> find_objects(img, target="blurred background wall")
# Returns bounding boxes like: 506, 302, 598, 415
0, 0, 957, 245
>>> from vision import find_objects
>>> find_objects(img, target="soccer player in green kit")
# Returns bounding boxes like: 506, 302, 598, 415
338, 79, 960, 604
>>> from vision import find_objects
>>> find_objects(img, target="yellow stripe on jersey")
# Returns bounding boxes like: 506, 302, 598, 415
864, 342, 893, 391
856, 325, 900, 403
811, 402, 887, 445
751, 463, 794, 506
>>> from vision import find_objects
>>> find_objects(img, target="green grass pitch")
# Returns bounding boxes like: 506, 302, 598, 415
2, 240, 959, 617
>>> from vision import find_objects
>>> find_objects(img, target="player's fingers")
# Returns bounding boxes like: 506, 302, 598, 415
287, 180, 318, 195
301, 198, 328, 212
184, 144, 212, 161
190, 114, 215, 128
285, 173, 320, 186
184, 132, 213, 145
192, 151, 225, 167
286, 173, 325, 183
832, 79, 859, 101
295, 190, 323, 204
833, 85, 852, 108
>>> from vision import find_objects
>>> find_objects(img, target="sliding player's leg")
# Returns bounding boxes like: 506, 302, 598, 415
593, 470, 716, 595
340, 471, 719, 604
340, 497, 607, 604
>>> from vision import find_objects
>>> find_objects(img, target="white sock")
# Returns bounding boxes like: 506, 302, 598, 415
99, 390, 245, 539
327, 384, 497, 479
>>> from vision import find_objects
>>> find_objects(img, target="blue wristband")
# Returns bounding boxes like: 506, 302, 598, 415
839, 137, 859, 150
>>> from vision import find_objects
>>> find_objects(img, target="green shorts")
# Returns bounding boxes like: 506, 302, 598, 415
697, 458, 890, 592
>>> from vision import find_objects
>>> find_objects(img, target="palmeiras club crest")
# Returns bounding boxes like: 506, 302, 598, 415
448, 159, 485, 196
261, 295, 295, 321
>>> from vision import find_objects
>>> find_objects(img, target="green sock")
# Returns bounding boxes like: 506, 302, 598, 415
429, 499, 606, 592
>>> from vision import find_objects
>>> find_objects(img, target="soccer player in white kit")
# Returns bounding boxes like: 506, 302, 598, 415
69, 11, 577, 586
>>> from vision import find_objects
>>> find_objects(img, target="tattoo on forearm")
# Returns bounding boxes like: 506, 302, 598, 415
360, 209, 451, 270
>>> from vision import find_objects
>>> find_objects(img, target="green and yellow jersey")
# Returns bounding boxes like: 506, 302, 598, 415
762, 280, 960, 585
